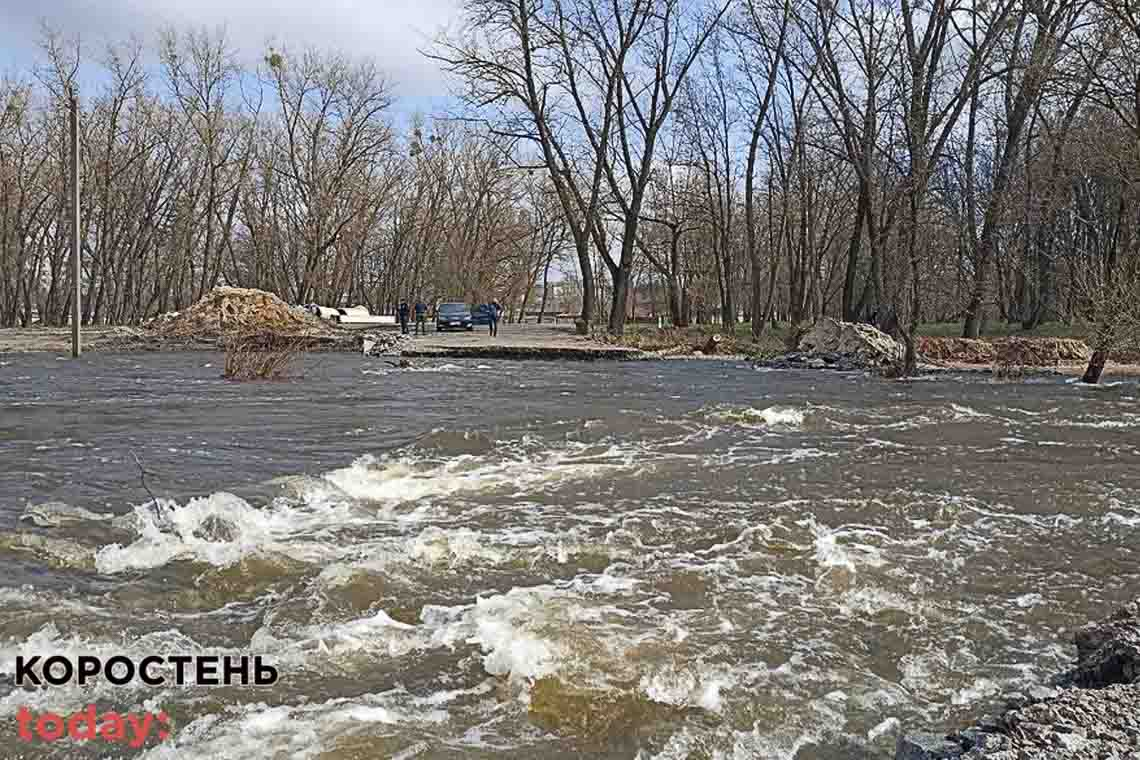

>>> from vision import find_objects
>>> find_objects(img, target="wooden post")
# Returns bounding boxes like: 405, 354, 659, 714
69, 91, 81, 358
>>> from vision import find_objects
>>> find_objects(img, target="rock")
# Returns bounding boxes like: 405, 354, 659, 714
20, 501, 112, 527
897, 597, 1140, 759
1064, 599, 1140, 688
192, 515, 240, 543
800, 318, 904, 366
895, 734, 964, 759
0, 531, 96, 570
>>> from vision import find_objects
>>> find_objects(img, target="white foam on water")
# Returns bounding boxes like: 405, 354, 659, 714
93, 492, 346, 572
0, 586, 106, 616
405, 526, 509, 567
93, 436, 650, 573
251, 609, 433, 665
707, 405, 806, 428
838, 587, 915, 617
1015, 593, 1045, 608
324, 442, 639, 504
407, 363, 465, 373
1104, 510, 1140, 528
424, 575, 644, 686
762, 447, 834, 465
137, 690, 452, 760
639, 662, 734, 712
949, 403, 989, 419
0, 623, 211, 716
807, 520, 888, 582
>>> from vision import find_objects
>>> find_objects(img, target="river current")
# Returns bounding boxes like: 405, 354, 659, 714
1, 353, 1138, 759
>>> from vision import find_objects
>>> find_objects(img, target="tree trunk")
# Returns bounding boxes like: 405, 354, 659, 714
1082, 350, 1108, 384
842, 179, 869, 321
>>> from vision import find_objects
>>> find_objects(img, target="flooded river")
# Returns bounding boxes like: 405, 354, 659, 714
1, 353, 1138, 759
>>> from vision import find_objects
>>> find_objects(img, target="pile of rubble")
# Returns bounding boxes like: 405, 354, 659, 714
361, 331, 413, 356
147, 287, 333, 339
761, 318, 903, 371
896, 598, 1140, 759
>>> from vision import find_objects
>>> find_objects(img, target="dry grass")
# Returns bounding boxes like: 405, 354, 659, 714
222, 332, 309, 381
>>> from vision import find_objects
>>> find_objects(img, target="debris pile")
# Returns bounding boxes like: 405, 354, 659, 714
916, 337, 996, 364
799, 318, 904, 365
994, 337, 1091, 366
148, 287, 332, 339
362, 331, 413, 356
918, 336, 1091, 366
895, 598, 1140, 759
761, 318, 902, 371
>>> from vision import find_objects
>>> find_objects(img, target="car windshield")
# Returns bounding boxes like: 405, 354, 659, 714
439, 304, 468, 314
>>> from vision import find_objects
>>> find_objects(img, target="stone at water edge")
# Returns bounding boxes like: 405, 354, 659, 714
1064, 598, 1140, 688
895, 597, 1140, 759
894, 734, 964, 759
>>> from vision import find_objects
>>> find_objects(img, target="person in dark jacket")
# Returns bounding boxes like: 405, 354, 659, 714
414, 301, 427, 335
398, 301, 410, 334
489, 300, 502, 337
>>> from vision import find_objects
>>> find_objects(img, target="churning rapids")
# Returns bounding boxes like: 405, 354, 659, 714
1, 353, 1139, 759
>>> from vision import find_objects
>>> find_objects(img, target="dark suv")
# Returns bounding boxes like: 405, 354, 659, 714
471, 304, 494, 326
436, 302, 473, 331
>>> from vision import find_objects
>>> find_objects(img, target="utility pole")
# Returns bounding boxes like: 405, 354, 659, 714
69, 89, 81, 358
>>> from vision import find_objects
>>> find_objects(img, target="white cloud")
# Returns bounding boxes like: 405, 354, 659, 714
0, 0, 461, 96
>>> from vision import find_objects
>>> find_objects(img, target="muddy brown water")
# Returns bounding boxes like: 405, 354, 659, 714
1, 352, 1138, 759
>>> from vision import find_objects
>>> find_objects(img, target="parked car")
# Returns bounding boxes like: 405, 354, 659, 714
436, 302, 473, 331
471, 304, 494, 326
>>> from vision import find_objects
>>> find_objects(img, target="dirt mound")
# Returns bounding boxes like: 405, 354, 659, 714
917, 337, 995, 363
148, 287, 332, 338
995, 337, 1091, 366
918, 336, 1090, 365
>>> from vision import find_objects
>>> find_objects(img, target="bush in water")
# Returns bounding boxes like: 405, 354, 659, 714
222, 332, 308, 381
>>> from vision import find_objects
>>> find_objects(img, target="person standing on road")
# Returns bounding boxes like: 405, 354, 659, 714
398, 301, 410, 334
489, 300, 502, 337
414, 300, 427, 335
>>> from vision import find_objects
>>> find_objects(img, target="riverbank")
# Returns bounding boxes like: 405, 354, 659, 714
0, 323, 648, 360
6, 313, 1140, 378
897, 598, 1140, 759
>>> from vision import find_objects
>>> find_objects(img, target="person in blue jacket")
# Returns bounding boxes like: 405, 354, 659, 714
414, 301, 427, 335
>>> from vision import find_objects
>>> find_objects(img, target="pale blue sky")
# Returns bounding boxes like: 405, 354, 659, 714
0, 0, 460, 107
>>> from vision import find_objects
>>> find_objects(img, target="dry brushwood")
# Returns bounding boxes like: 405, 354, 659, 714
222, 332, 310, 380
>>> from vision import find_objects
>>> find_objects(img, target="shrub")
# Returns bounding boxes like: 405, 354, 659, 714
222, 332, 309, 380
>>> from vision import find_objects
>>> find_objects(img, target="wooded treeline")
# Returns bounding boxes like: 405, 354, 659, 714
436, 0, 1140, 373
4, 0, 1140, 374
0, 28, 566, 329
